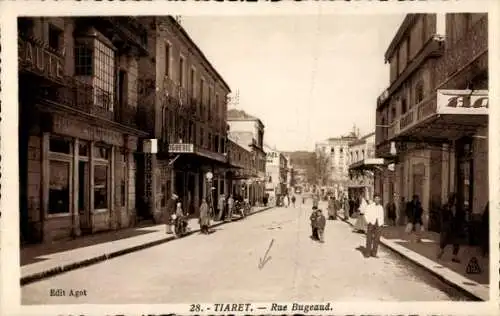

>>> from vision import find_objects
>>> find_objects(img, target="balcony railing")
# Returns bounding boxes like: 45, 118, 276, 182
36, 76, 144, 130
399, 95, 437, 132
437, 16, 488, 83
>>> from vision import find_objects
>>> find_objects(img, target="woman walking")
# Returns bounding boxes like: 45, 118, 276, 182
353, 195, 368, 233
199, 199, 211, 234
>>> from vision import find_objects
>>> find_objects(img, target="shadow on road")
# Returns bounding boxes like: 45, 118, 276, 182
355, 246, 370, 258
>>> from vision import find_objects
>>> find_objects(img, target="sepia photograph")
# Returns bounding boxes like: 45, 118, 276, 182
0, 1, 498, 315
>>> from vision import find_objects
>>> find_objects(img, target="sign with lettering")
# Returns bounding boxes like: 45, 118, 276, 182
18, 38, 64, 80
437, 90, 488, 115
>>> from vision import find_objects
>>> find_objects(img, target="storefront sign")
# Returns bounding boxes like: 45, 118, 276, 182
53, 115, 124, 147
18, 38, 64, 80
437, 90, 488, 115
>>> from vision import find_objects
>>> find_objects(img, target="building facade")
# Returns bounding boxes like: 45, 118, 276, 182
227, 139, 257, 199
375, 13, 488, 238
18, 17, 150, 243
138, 17, 232, 218
264, 145, 288, 199
227, 109, 267, 205
347, 132, 378, 201
315, 131, 358, 196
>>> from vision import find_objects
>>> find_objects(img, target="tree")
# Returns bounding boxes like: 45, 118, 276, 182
306, 151, 329, 186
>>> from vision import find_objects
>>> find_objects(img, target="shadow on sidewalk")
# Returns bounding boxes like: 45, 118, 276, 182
21, 224, 158, 266
355, 246, 370, 258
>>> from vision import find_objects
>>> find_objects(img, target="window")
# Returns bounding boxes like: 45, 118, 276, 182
94, 165, 108, 210
75, 44, 93, 76
79, 141, 89, 157
179, 56, 185, 87
128, 58, 138, 108
94, 40, 115, 110
200, 127, 204, 147
391, 107, 396, 123
48, 161, 70, 214
415, 81, 424, 104
50, 137, 71, 154
331, 147, 335, 154
165, 42, 171, 77
208, 86, 212, 120
190, 68, 196, 97
18, 18, 34, 37
401, 98, 408, 114
49, 24, 63, 51
161, 184, 167, 207
94, 146, 110, 159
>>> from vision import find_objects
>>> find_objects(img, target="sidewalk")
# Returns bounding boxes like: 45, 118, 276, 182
342, 214, 489, 301
20, 206, 272, 285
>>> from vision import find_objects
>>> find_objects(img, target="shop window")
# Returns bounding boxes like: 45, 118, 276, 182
94, 165, 108, 210
48, 161, 70, 214
49, 24, 63, 51
49, 137, 71, 154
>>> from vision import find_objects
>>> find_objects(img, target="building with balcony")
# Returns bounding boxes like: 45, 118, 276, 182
227, 109, 267, 205
375, 13, 488, 236
264, 145, 288, 201
135, 17, 232, 217
315, 129, 359, 196
226, 140, 257, 200
347, 132, 378, 201
18, 17, 150, 244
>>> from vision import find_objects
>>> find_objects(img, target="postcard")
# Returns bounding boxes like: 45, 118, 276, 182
1, 0, 499, 315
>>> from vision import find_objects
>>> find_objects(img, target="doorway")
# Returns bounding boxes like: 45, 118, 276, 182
78, 160, 91, 234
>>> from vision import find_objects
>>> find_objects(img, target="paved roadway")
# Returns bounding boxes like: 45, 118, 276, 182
22, 200, 469, 304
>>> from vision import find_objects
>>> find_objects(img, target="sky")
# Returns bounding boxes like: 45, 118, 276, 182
181, 14, 405, 152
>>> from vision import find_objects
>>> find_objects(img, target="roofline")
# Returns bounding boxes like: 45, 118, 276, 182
384, 14, 419, 63
168, 16, 231, 93
227, 117, 265, 128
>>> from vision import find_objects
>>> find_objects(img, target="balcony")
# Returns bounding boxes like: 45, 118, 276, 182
35, 76, 145, 131
436, 16, 488, 84
387, 89, 488, 142
161, 76, 189, 108
168, 143, 227, 164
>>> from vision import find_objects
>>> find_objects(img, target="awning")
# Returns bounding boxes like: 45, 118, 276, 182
348, 158, 386, 172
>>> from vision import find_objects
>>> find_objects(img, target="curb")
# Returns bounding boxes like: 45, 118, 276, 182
21, 206, 273, 286
340, 218, 486, 301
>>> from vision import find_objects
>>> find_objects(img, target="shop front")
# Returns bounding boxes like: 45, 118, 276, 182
24, 112, 144, 243
387, 89, 488, 234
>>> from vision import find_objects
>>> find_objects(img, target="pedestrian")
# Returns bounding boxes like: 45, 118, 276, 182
386, 193, 397, 226
405, 195, 424, 243
364, 194, 385, 257
263, 194, 269, 207
349, 197, 355, 217
199, 199, 211, 234
437, 193, 463, 263
327, 196, 336, 220
312, 194, 319, 210
316, 209, 326, 243
217, 194, 225, 221
353, 196, 368, 233
310, 208, 319, 240
480, 202, 489, 258
399, 196, 407, 226
284, 195, 289, 208
343, 196, 350, 220
165, 193, 178, 234
291, 195, 296, 207
226, 195, 234, 221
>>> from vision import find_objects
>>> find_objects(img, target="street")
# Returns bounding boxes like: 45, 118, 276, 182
22, 202, 470, 304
